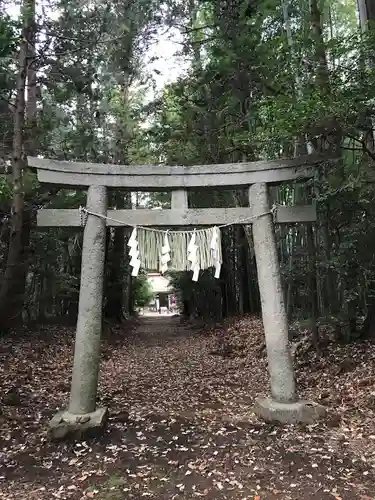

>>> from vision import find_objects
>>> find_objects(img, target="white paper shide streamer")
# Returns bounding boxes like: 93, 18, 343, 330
160, 232, 171, 274
88, 208, 224, 281
210, 226, 222, 279
187, 231, 200, 282
79, 205, 242, 283
128, 227, 141, 277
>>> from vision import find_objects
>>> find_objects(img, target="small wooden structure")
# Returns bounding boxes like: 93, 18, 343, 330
148, 273, 172, 311
29, 153, 326, 438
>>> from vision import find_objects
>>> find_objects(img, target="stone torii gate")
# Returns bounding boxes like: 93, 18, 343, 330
29, 154, 326, 439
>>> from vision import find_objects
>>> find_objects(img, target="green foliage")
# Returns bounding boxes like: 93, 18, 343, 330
132, 271, 154, 308
0, 16, 17, 57
168, 270, 222, 321
132, 0, 375, 333
0, 175, 11, 202
2, 0, 375, 337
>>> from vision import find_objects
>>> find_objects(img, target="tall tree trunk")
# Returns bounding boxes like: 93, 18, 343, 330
24, 0, 37, 313
286, 228, 297, 321
358, 0, 375, 31
357, 1, 375, 340
188, 0, 202, 73
26, 0, 37, 157
0, 0, 34, 329
309, 0, 342, 321
104, 73, 131, 321
310, 0, 330, 94
281, 3, 321, 342
357, 0, 375, 151
306, 224, 319, 347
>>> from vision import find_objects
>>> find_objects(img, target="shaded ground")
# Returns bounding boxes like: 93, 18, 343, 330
1, 316, 375, 499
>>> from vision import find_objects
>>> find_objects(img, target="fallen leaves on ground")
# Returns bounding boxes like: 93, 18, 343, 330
0, 315, 375, 499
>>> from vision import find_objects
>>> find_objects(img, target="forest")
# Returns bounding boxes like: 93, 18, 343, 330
1, 0, 375, 499
1, 0, 375, 337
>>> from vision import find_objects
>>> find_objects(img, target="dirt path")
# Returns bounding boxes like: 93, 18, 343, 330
1, 316, 375, 499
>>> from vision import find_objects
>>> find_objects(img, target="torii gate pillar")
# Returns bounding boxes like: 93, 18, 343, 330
250, 183, 326, 423
48, 185, 109, 440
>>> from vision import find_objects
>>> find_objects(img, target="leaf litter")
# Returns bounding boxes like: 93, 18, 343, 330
0, 315, 375, 499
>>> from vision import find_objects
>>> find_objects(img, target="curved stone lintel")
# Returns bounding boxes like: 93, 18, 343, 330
29, 153, 328, 176
27, 154, 331, 188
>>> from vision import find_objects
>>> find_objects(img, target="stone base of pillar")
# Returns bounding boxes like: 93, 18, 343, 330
254, 397, 326, 424
48, 407, 108, 441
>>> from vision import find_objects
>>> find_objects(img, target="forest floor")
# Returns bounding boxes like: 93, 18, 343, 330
1, 316, 375, 500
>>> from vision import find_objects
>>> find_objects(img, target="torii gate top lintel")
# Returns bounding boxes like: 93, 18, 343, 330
28, 153, 326, 190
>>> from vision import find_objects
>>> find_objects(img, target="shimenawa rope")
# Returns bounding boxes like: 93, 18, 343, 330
77, 204, 278, 277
